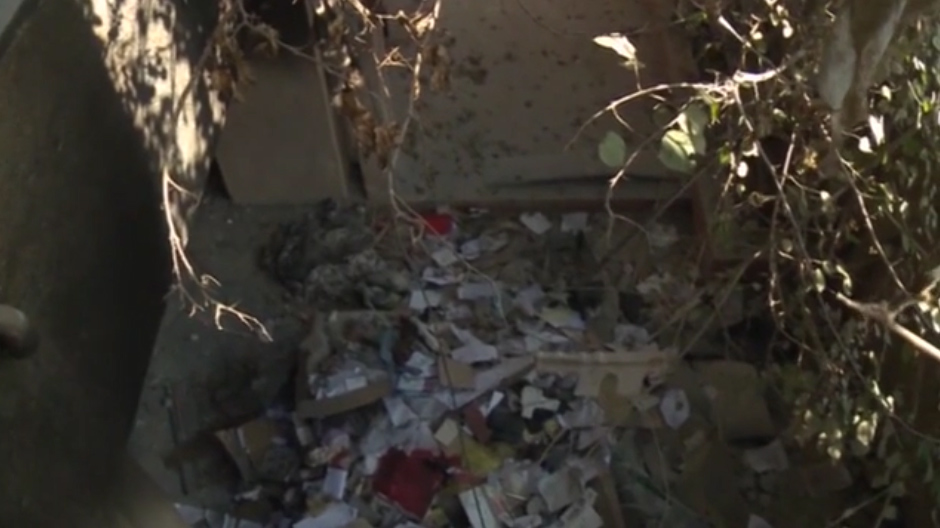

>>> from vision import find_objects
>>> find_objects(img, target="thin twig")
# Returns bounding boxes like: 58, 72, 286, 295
835, 293, 940, 363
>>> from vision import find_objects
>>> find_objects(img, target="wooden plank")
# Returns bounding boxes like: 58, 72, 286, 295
216, 53, 355, 204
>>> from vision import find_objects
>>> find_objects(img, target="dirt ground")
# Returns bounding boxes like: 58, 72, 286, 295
129, 192, 311, 508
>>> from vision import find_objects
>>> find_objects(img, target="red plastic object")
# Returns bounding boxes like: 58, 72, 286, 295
419, 213, 454, 236
372, 448, 453, 519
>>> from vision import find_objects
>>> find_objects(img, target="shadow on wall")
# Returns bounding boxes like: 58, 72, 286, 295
0, 0, 222, 524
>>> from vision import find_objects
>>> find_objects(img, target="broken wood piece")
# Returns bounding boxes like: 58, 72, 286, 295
535, 350, 675, 398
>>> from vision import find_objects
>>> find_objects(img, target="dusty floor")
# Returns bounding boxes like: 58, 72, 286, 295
130, 193, 310, 507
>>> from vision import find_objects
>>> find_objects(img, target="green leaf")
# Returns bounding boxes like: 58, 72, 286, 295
598, 131, 627, 168
882, 503, 898, 521
680, 103, 709, 135
889, 481, 907, 497
659, 129, 696, 173
679, 103, 709, 155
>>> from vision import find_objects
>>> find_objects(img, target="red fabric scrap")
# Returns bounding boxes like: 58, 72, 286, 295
419, 213, 454, 236
372, 448, 454, 519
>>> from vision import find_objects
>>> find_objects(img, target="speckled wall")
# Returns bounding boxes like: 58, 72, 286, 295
361, 0, 688, 207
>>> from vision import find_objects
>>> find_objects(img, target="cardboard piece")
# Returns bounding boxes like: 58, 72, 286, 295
214, 418, 279, 480
295, 311, 394, 419
439, 357, 477, 389
214, 417, 300, 484
296, 376, 393, 419
437, 357, 535, 409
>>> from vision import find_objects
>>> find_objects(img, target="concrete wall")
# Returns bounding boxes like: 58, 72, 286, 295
0, 0, 218, 524
360, 0, 695, 207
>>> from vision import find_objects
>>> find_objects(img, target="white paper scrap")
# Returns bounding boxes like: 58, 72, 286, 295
514, 285, 545, 316
520, 212, 552, 235
460, 239, 482, 260
521, 386, 560, 418
422, 267, 459, 285
384, 396, 419, 427
459, 486, 502, 528
452, 341, 500, 364
409, 289, 442, 311
292, 503, 358, 528
431, 247, 460, 267
321, 467, 348, 500
747, 514, 774, 528
659, 388, 690, 429
458, 281, 498, 300
540, 307, 586, 330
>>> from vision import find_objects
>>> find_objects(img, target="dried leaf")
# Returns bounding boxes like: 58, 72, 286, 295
592, 33, 638, 64
869, 114, 885, 145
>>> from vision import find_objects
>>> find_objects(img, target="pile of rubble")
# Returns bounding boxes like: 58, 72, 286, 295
171, 205, 855, 528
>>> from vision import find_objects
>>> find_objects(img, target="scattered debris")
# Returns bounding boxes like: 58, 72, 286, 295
171, 206, 849, 528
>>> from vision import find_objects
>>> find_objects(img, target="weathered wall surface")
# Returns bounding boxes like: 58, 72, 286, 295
357, 0, 698, 208
0, 0, 218, 524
